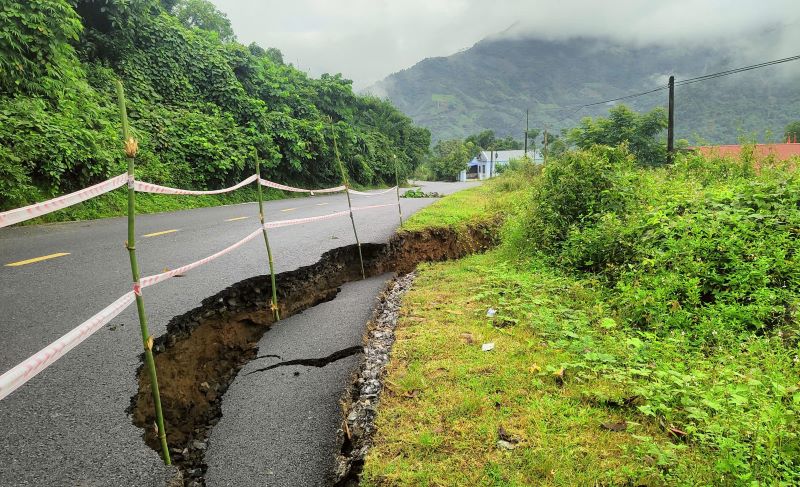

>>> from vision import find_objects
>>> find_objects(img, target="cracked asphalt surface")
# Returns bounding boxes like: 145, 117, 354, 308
0, 181, 476, 486
205, 275, 391, 487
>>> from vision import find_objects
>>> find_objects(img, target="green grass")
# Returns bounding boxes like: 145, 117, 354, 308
363, 253, 716, 486
365, 157, 800, 485
401, 177, 525, 234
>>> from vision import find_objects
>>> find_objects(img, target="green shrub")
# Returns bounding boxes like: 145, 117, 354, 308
522, 145, 637, 253
0, 0, 431, 216
502, 146, 800, 483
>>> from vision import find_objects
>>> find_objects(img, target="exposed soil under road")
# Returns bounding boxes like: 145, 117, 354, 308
129, 220, 499, 486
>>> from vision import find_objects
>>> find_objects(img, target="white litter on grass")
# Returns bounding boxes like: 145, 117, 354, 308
497, 440, 517, 450
482, 342, 495, 352
486, 308, 497, 317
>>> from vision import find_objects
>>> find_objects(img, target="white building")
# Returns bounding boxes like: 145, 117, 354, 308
458, 149, 543, 181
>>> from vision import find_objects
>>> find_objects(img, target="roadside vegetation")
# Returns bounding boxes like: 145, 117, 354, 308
363, 147, 800, 485
1, 0, 429, 218
399, 176, 522, 233
416, 130, 524, 181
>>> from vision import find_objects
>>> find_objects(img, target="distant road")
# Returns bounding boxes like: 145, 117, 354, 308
0, 181, 476, 486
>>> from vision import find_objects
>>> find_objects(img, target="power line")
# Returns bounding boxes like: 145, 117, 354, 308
533, 53, 800, 122
675, 54, 800, 86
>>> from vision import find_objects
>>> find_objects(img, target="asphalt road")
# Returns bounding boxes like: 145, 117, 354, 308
0, 181, 474, 486
205, 275, 391, 487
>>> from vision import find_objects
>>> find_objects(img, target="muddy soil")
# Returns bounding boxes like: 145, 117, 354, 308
129, 221, 498, 485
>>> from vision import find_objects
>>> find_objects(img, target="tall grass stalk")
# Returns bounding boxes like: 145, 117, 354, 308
116, 80, 171, 465
256, 159, 280, 320
331, 123, 365, 279
394, 155, 403, 227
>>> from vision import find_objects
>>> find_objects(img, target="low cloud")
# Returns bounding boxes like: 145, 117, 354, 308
211, 0, 799, 88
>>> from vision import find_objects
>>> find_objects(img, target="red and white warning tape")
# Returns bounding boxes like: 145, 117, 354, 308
352, 203, 396, 212
0, 291, 136, 401
0, 173, 129, 229
0, 201, 397, 401
140, 204, 396, 287
263, 203, 395, 228
139, 228, 263, 288
0, 173, 392, 230
347, 186, 397, 196
258, 177, 345, 194
133, 174, 258, 195
264, 209, 350, 228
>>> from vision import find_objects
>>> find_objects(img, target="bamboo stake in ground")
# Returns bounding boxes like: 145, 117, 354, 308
116, 80, 171, 466
393, 155, 403, 227
330, 123, 365, 279
256, 159, 280, 320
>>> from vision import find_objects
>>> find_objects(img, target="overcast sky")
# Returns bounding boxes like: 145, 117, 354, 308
210, 0, 799, 90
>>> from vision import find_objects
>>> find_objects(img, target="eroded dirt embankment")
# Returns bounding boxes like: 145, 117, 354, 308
129, 221, 498, 485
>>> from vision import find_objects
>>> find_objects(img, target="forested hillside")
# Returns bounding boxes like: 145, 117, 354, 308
0, 0, 429, 211
368, 34, 800, 143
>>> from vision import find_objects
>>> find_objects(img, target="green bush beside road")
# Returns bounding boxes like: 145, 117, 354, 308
364, 149, 800, 485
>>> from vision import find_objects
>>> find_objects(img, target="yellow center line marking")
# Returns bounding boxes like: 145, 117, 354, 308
6, 252, 70, 267
143, 229, 179, 238
225, 216, 249, 222
280, 207, 297, 212
315, 203, 328, 206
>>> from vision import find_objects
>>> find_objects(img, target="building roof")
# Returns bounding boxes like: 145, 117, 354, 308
693, 143, 800, 161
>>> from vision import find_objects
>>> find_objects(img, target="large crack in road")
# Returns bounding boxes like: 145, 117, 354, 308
246, 346, 364, 375
128, 221, 498, 486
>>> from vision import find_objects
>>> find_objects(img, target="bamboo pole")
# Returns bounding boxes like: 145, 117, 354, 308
256, 159, 280, 320
393, 155, 403, 227
115, 80, 171, 466
330, 123, 365, 279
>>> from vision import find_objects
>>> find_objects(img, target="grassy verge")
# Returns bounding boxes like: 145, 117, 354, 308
400, 177, 526, 233
363, 253, 714, 485
363, 154, 800, 486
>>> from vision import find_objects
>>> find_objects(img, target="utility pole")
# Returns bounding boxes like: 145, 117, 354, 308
667, 75, 675, 164
543, 128, 549, 165
524, 109, 529, 156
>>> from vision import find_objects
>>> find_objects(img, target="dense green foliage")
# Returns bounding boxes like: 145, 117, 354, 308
464, 129, 522, 153
568, 105, 669, 165
370, 35, 800, 143
418, 129, 525, 181
787, 120, 800, 142
426, 138, 475, 181
171, 0, 234, 42
505, 147, 800, 482
0, 0, 429, 211
378, 149, 800, 483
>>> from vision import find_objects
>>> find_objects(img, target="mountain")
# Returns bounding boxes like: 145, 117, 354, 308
367, 33, 800, 144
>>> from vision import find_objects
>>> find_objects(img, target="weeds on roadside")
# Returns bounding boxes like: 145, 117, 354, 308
366, 147, 800, 485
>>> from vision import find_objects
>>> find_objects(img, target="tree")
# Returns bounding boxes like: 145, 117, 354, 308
786, 121, 800, 142
266, 47, 284, 65
465, 129, 522, 154
430, 139, 474, 181
173, 0, 235, 42
541, 131, 568, 159
465, 130, 496, 152
567, 105, 667, 165
526, 128, 541, 151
